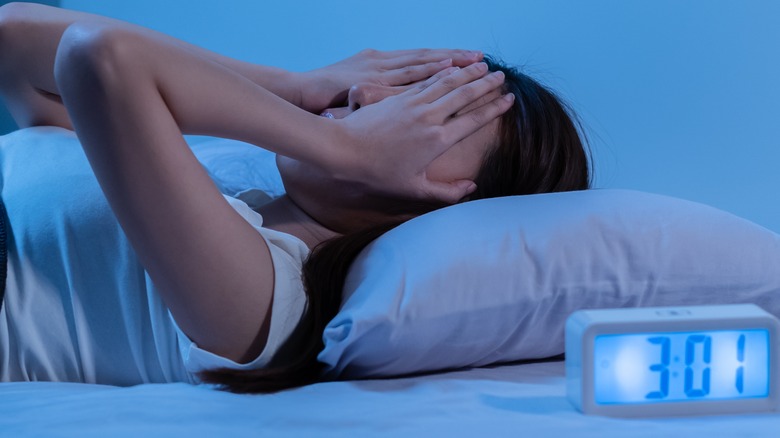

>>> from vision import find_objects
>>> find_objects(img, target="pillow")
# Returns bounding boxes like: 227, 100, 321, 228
189, 136, 285, 204
318, 189, 780, 378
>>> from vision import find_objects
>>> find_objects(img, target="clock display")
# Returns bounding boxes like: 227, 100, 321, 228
594, 329, 769, 404
565, 304, 780, 417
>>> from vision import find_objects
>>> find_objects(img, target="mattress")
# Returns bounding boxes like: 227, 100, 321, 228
2, 360, 779, 437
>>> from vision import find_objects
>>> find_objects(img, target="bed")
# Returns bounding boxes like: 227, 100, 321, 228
2, 127, 779, 437
5, 359, 780, 437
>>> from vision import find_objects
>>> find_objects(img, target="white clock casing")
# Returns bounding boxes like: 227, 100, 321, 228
566, 304, 780, 417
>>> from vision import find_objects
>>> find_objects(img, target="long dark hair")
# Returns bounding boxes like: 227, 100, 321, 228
197, 57, 592, 393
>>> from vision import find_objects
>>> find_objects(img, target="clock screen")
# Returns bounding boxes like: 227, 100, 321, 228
594, 329, 769, 404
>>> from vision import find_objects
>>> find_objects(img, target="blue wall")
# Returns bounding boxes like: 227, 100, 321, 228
25, 1, 780, 231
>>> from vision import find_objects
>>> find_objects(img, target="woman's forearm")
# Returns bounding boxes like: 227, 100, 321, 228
0, 3, 379, 181
0, 3, 309, 134
56, 22, 343, 168
106, 20, 307, 109
1, 2, 479, 127
181, 48, 305, 109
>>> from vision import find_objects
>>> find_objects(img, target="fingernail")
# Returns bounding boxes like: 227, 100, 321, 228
492, 71, 505, 80
477, 62, 488, 71
438, 58, 453, 65
503, 93, 515, 103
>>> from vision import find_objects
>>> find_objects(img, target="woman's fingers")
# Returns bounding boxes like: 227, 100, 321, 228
412, 62, 510, 132
445, 92, 515, 144
407, 66, 461, 91
394, 65, 463, 97
380, 49, 482, 70
381, 49, 483, 86
383, 58, 453, 85
414, 62, 492, 104
433, 69, 506, 114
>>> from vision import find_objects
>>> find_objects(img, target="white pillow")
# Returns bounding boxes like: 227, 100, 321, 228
318, 189, 780, 378
189, 137, 285, 204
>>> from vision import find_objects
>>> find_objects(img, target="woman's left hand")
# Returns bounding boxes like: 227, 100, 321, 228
297, 48, 483, 113
322, 62, 514, 205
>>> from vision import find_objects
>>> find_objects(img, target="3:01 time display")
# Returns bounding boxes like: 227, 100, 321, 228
594, 329, 769, 404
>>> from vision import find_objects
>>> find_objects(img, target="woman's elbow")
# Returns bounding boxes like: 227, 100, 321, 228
54, 22, 143, 97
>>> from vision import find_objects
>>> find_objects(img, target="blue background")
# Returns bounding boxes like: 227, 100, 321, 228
2, 0, 778, 232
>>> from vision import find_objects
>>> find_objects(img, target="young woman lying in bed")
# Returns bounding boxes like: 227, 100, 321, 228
0, 2, 587, 393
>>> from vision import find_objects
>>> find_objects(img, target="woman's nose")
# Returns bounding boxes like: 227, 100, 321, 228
347, 83, 394, 111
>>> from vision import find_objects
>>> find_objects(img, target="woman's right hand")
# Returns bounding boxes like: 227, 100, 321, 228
296, 48, 483, 113
323, 62, 514, 204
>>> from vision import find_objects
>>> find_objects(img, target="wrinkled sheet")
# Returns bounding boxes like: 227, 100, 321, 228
2, 361, 779, 437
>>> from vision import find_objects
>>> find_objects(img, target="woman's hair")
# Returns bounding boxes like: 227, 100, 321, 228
197, 56, 592, 393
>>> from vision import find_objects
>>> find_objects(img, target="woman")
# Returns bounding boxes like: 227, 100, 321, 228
0, 3, 590, 393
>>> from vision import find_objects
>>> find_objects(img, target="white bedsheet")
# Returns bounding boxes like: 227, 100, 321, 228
1, 360, 778, 437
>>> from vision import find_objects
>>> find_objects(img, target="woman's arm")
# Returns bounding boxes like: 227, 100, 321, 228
0, 2, 301, 127
0, 2, 481, 128
51, 18, 510, 364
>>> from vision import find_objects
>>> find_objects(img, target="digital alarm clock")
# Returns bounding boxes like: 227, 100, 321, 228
565, 304, 780, 417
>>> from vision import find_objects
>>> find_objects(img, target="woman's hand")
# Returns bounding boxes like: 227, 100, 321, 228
325, 62, 514, 204
297, 48, 483, 113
